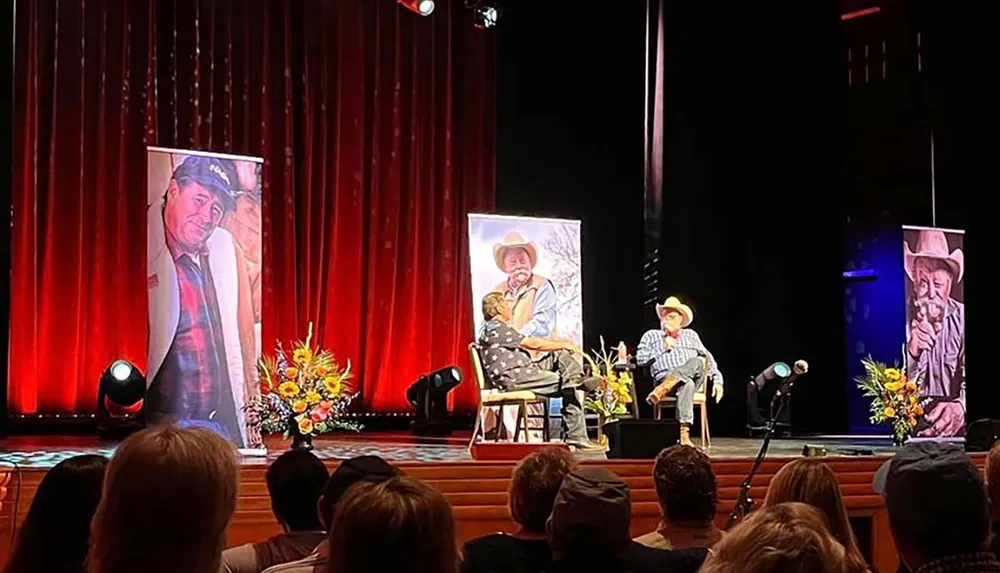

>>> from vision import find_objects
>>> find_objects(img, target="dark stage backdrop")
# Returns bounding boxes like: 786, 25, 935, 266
9, 0, 495, 415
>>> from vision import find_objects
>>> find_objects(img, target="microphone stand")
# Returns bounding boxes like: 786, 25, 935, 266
725, 376, 796, 530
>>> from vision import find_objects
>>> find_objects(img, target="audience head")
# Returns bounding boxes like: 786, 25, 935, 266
509, 447, 578, 533
317, 455, 399, 528
88, 425, 239, 573
4, 455, 108, 573
547, 467, 632, 562
653, 445, 718, 528
873, 441, 988, 569
985, 441, 1000, 521
701, 502, 848, 573
266, 449, 330, 532
327, 475, 458, 573
765, 458, 867, 573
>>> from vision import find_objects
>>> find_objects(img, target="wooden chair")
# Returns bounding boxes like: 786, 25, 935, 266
467, 343, 551, 449
651, 355, 712, 448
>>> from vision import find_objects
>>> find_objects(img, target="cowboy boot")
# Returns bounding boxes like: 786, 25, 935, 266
647, 375, 681, 405
679, 423, 693, 447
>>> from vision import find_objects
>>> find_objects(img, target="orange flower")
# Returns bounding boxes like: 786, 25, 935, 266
913, 405, 924, 417
292, 400, 308, 414
905, 381, 917, 392
316, 365, 329, 376
908, 416, 917, 427
297, 417, 314, 434
883, 406, 896, 419
284, 367, 299, 380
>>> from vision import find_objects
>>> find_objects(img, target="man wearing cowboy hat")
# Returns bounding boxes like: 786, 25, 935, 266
147, 155, 258, 448
636, 297, 724, 446
491, 232, 558, 339
904, 229, 965, 437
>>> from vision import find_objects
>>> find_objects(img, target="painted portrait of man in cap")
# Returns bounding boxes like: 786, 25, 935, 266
146, 149, 262, 449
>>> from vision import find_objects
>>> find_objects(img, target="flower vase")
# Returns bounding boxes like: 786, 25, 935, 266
289, 416, 315, 451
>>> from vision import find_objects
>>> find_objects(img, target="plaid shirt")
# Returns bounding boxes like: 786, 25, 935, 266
152, 252, 226, 416
635, 328, 723, 388
914, 553, 1000, 573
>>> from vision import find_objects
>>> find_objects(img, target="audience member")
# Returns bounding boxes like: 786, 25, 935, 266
327, 476, 459, 573
984, 442, 1000, 559
223, 450, 330, 573
262, 455, 400, 573
873, 441, 1000, 573
765, 458, 869, 573
3, 455, 108, 573
634, 445, 722, 550
462, 448, 577, 573
544, 467, 632, 572
701, 502, 849, 573
87, 425, 239, 573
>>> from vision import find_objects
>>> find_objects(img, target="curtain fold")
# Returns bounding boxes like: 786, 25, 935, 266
10, 0, 495, 414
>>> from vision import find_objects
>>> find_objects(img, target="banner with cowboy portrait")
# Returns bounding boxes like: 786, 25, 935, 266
902, 225, 965, 438
146, 147, 264, 450
468, 214, 583, 347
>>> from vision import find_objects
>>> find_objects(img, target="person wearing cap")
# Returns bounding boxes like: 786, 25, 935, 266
478, 292, 603, 451
873, 441, 1000, 573
260, 455, 400, 573
491, 232, 558, 339
147, 154, 257, 447
904, 229, 966, 437
635, 297, 724, 447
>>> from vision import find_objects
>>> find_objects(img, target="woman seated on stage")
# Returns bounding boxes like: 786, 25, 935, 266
763, 458, 870, 573
3, 455, 108, 573
701, 502, 850, 573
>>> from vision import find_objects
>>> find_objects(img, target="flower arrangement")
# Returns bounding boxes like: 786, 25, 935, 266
583, 337, 634, 423
855, 355, 923, 445
255, 323, 361, 438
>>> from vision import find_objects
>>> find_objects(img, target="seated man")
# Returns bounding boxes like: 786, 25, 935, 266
478, 292, 602, 451
636, 296, 723, 447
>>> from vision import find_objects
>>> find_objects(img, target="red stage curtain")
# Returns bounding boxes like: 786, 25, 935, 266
10, 0, 495, 414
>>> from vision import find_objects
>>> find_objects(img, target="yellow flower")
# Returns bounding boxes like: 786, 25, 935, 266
324, 375, 342, 395
910, 395, 919, 406
284, 367, 299, 380
305, 391, 322, 405
883, 406, 896, 418
292, 400, 308, 414
884, 368, 902, 382
278, 382, 300, 399
885, 381, 904, 393
297, 417, 314, 434
293, 348, 312, 365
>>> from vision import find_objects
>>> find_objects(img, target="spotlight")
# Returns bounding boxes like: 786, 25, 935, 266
407, 366, 462, 436
466, 0, 502, 28
398, 0, 435, 16
98, 359, 147, 439
747, 360, 808, 433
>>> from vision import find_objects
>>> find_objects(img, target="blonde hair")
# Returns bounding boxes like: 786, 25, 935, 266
701, 502, 849, 573
87, 425, 238, 573
328, 476, 459, 573
764, 459, 868, 573
481, 292, 507, 321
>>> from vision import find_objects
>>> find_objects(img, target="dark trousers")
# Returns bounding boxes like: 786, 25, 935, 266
504, 350, 590, 442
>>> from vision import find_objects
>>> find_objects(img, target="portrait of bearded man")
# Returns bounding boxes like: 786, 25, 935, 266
490, 232, 558, 339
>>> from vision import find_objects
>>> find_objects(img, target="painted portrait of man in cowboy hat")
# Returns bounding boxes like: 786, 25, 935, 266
903, 228, 965, 438
490, 231, 558, 339
636, 296, 724, 446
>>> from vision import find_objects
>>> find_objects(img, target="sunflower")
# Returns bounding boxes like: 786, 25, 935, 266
293, 347, 312, 365
297, 417, 314, 434
292, 400, 308, 414
324, 375, 342, 395
278, 381, 300, 399
305, 391, 322, 405
885, 381, 904, 393
884, 368, 902, 382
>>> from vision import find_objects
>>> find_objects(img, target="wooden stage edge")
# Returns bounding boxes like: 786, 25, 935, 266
1, 436, 984, 573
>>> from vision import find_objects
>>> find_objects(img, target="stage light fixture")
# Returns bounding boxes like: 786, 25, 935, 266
398, 0, 435, 16
466, 0, 502, 29
98, 359, 146, 438
407, 366, 462, 436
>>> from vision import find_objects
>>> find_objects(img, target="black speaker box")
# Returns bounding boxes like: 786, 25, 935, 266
965, 419, 1000, 452
602, 419, 680, 459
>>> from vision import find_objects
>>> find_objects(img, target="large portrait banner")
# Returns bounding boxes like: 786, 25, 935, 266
903, 226, 965, 438
147, 147, 264, 451
468, 214, 583, 440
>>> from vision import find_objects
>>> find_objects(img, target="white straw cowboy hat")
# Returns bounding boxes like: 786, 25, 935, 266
655, 296, 693, 328
904, 230, 964, 284
493, 231, 538, 271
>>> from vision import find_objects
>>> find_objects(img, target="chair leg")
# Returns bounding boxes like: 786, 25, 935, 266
468, 404, 483, 450
495, 404, 505, 442
654, 404, 661, 420
543, 400, 551, 442
703, 402, 711, 447
513, 404, 525, 443
522, 403, 531, 443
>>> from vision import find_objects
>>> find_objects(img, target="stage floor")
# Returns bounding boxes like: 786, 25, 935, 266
0, 432, 901, 468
